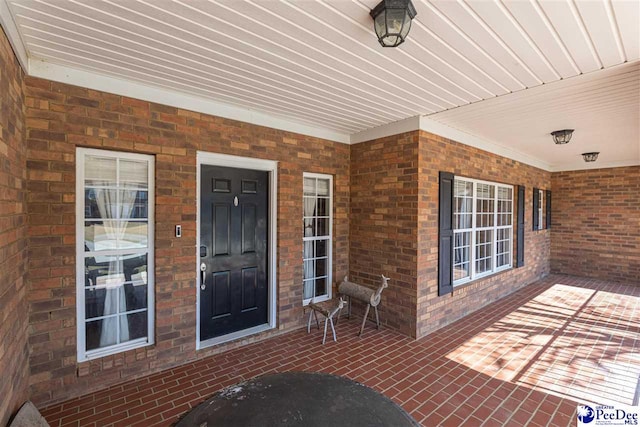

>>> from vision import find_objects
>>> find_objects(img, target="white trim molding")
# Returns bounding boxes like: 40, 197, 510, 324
29, 60, 351, 144
196, 152, 278, 350
350, 116, 421, 145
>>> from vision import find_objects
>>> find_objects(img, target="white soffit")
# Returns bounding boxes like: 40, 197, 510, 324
428, 61, 640, 172
1, 0, 639, 171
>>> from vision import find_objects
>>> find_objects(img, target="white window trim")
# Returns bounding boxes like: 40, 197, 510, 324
75, 148, 155, 362
196, 152, 278, 350
453, 177, 513, 287
302, 172, 333, 306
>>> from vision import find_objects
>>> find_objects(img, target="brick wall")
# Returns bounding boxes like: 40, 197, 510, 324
417, 131, 552, 338
349, 130, 552, 339
551, 167, 640, 284
0, 27, 29, 425
24, 77, 350, 405
350, 132, 419, 337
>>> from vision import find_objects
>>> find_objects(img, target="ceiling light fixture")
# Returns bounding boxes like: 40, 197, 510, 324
582, 152, 599, 162
370, 0, 417, 48
550, 129, 574, 145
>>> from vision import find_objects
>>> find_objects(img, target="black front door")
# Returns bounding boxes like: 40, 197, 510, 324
200, 165, 269, 341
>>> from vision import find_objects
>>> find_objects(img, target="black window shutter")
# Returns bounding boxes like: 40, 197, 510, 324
516, 185, 525, 267
545, 190, 552, 229
438, 171, 454, 296
532, 187, 540, 231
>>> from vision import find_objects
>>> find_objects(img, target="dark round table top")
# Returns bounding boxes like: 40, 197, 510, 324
175, 371, 419, 427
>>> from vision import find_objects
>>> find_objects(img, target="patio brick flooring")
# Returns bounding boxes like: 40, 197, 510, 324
40, 274, 640, 426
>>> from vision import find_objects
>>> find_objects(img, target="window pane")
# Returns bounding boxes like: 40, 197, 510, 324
122, 254, 147, 284
317, 198, 329, 216
86, 318, 116, 351
120, 160, 148, 189
121, 312, 147, 342
303, 260, 315, 280
317, 179, 330, 196
85, 287, 117, 319
303, 218, 314, 238
303, 178, 316, 196
303, 241, 314, 259
85, 255, 120, 287
303, 279, 314, 299
84, 221, 117, 252
120, 222, 148, 250
315, 240, 327, 257
303, 197, 316, 216
454, 231, 471, 281
315, 278, 327, 297
85, 189, 118, 219
454, 180, 472, 198
121, 190, 148, 219
475, 230, 493, 274
123, 282, 148, 312
85, 156, 116, 186
316, 218, 329, 236
316, 258, 327, 277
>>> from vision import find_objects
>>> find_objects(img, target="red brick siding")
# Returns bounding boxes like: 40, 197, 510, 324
24, 77, 349, 406
0, 27, 29, 425
349, 133, 419, 337
349, 130, 551, 339
551, 167, 640, 284
417, 131, 552, 337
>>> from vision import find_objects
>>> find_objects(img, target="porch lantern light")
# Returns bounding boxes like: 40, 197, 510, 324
550, 129, 574, 144
582, 152, 599, 162
370, 0, 417, 48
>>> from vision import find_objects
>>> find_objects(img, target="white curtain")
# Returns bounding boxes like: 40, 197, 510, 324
303, 196, 316, 299
97, 188, 137, 346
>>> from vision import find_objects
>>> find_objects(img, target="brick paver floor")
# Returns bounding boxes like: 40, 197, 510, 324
41, 275, 640, 426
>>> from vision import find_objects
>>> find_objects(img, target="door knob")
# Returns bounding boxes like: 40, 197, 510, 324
200, 263, 207, 290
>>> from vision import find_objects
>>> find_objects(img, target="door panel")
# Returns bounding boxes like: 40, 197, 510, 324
242, 204, 256, 254
212, 271, 231, 318
200, 165, 268, 341
213, 204, 231, 256
241, 267, 258, 312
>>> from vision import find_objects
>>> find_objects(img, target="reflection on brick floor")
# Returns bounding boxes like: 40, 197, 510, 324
41, 275, 640, 426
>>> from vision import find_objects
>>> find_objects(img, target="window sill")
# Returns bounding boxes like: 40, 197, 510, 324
451, 267, 513, 295
79, 337, 151, 362
303, 294, 331, 306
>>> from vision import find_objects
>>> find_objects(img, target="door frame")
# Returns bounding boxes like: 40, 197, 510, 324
196, 151, 278, 350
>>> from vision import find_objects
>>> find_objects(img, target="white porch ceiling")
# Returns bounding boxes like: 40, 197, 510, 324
1, 0, 638, 171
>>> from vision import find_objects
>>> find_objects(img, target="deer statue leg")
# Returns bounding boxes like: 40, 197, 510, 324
359, 304, 370, 336
329, 317, 337, 342
374, 305, 380, 329
322, 318, 329, 345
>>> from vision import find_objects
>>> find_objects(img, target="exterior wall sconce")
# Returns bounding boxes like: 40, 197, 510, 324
582, 152, 599, 162
370, 0, 417, 48
551, 129, 574, 144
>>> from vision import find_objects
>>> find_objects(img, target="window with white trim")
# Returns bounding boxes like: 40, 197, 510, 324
537, 189, 544, 230
76, 148, 154, 361
302, 173, 332, 305
453, 177, 513, 285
